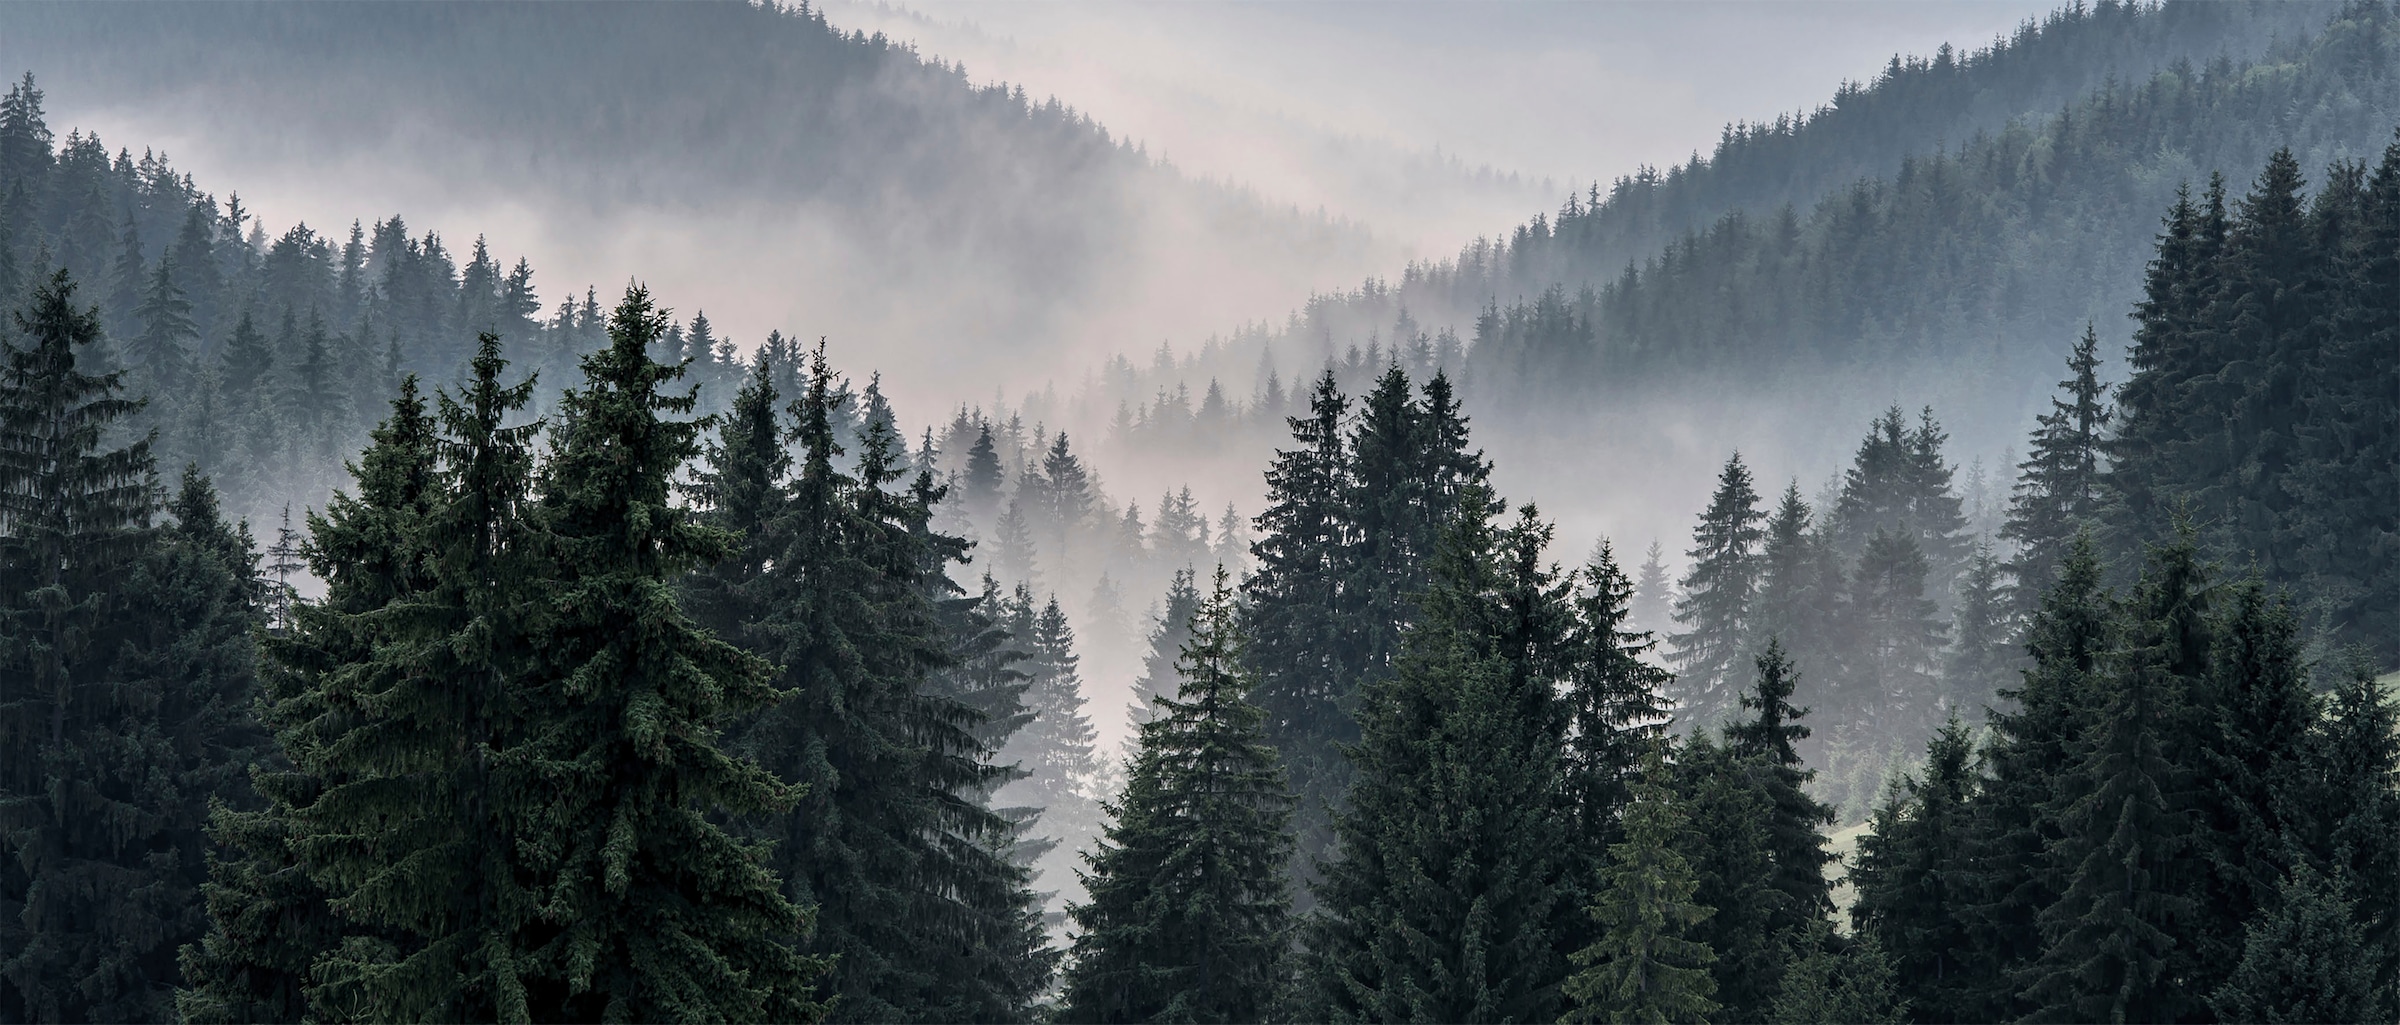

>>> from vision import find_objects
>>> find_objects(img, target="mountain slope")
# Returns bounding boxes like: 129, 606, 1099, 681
0, 0, 1387, 401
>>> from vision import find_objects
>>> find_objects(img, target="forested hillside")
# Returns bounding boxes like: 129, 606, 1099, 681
0, 1, 1384, 399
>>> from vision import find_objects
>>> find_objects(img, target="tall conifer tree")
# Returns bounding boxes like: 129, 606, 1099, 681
0, 271, 260, 1023
1304, 501, 1574, 1024
1562, 745, 1718, 1025
1669, 454, 1764, 728
2019, 530, 2213, 1025
513, 290, 823, 1021
2003, 326, 2109, 617
1060, 570, 1294, 1025
1851, 718, 1978, 1023
1243, 370, 1357, 879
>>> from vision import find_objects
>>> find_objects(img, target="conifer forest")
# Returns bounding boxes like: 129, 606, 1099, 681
2, 2, 2397, 1022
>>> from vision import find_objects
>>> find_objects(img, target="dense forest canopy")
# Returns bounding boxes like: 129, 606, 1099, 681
0, 1, 2394, 1023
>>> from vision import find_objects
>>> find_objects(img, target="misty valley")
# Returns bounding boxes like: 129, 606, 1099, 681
0, 2, 2394, 1023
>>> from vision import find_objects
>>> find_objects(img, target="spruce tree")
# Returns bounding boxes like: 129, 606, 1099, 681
2189, 581, 2320, 984
2314, 652, 2400, 1003
1242, 370, 1357, 880
2208, 864, 2385, 1025
1134, 568, 1202, 712
1632, 541, 1673, 638
1960, 533, 2110, 1022
993, 495, 1039, 592
1945, 541, 2013, 715
1850, 717, 1977, 1023
179, 377, 442, 1024
2018, 530, 2212, 1025
962, 422, 1004, 519
513, 290, 823, 1021
728, 340, 1047, 1022
1751, 483, 1829, 676
130, 254, 198, 401
998, 594, 1103, 911
1839, 529, 1947, 735
1059, 569, 1294, 1025
2105, 181, 2220, 555
285, 335, 550, 1022
2290, 132, 2400, 659
0, 270, 257, 1024
1671, 734, 1784, 1021
1724, 641, 1836, 944
1303, 500, 1574, 1024
1765, 924, 1904, 1025
1560, 540, 1672, 872
1561, 745, 1718, 1025
1669, 453, 1764, 728
1829, 407, 1968, 595
2003, 325, 2109, 618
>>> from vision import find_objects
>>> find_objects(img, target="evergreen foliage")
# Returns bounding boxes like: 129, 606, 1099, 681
2208, 863, 2385, 1025
1561, 745, 1717, 1025
1303, 500, 1575, 1024
1243, 370, 1357, 880
1849, 718, 1977, 1023
509, 289, 824, 1021
2002, 326, 2108, 618
1668, 454, 1763, 728
1059, 569, 1293, 1025
0, 271, 263, 1024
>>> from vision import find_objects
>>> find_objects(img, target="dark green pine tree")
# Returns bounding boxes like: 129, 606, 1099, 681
289, 334, 552, 1022
2002, 325, 2109, 619
1765, 923, 1904, 1025
1849, 717, 1978, 1023
2187, 581, 2322, 985
1559, 540, 1672, 879
1561, 744, 1718, 1025
1959, 532, 2111, 1022
1669, 453, 1764, 729
2105, 180, 2224, 555
178, 376, 442, 1025
2018, 530, 2213, 1025
0, 271, 261, 1023
2206, 149, 2320, 583
1342, 363, 1426, 686
2290, 132, 2400, 660
1724, 640, 1837, 946
1303, 500, 1575, 1024
2208, 864, 2386, 1025
1059, 568, 1294, 1025
1242, 369, 1357, 879
1671, 733, 1785, 1022
510, 290, 827, 1020
2313, 652, 2400, 1005
731, 339, 1045, 1022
